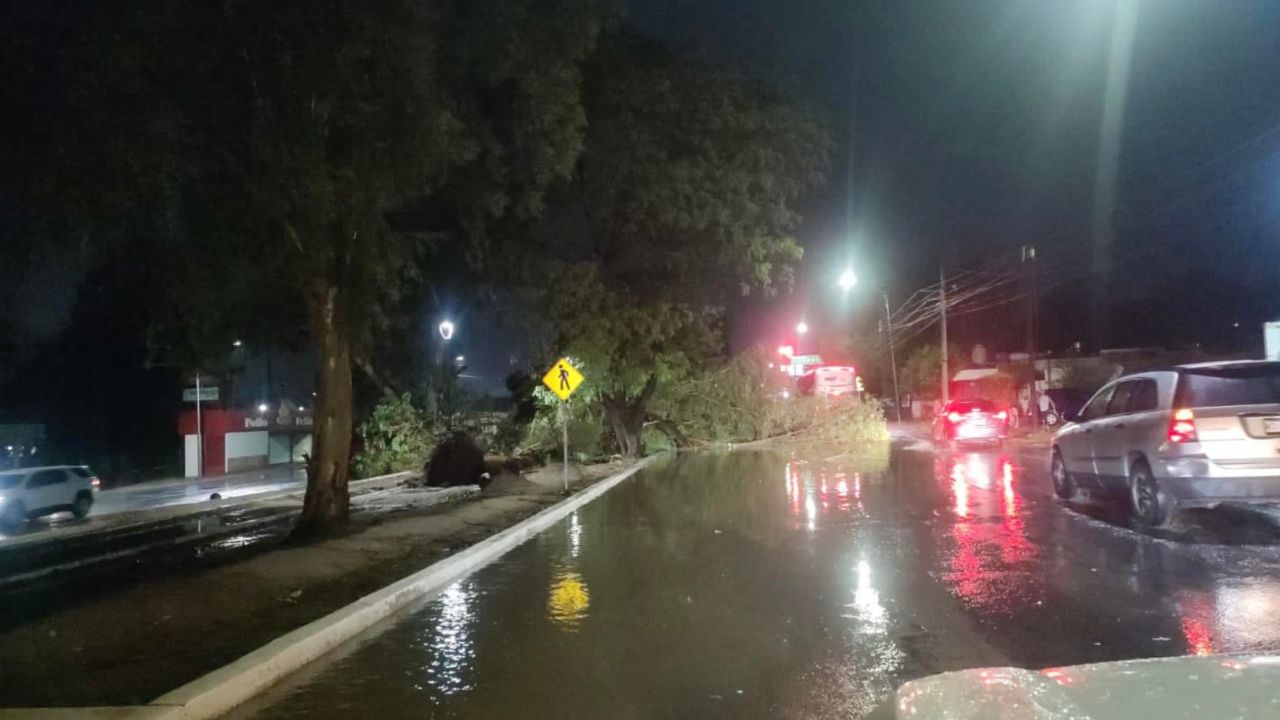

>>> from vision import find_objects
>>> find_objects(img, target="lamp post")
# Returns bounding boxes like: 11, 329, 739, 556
436, 319, 455, 423
837, 267, 902, 422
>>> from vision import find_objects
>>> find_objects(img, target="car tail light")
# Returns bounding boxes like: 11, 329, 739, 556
91, 477, 101, 490
1167, 408, 1198, 444
947, 412, 962, 423
995, 410, 1008, 421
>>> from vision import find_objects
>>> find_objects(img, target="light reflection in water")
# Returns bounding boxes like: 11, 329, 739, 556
568, 512, 582, 558
1176, 580, 1280, 656
419, 580, 477, 697
786, 460, 868, 528
941, 454, 1039, 611
851, 558, 888, 630
548, 569, 591, 631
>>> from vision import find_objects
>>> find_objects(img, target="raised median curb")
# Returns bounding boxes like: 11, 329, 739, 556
0, 456, 657, 720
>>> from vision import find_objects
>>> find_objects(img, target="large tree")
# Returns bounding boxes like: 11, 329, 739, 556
521, 35, 831, 455
42, 0, 609, 532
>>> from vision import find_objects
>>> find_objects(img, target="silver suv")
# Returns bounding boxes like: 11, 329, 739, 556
0, 465, 100, 531
1052, 361, 1280, 527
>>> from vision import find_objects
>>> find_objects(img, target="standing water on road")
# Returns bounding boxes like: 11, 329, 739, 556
232, 444, 1280, 719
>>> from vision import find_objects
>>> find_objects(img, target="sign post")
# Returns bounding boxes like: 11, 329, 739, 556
542, 358, 585, 493
194, 375, 203, 479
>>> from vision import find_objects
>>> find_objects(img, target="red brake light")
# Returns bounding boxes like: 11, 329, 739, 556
996, 410, 1008, 421
947, 412, 963, 423
91, 477, 101, 489
1167, 408, 1198, 444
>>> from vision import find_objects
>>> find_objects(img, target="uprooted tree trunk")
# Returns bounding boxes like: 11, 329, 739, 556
295, 278, 354, 536
601, 375, 658, 458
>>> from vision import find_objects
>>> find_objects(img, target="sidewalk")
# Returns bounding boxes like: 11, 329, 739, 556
0, 459, 631, 708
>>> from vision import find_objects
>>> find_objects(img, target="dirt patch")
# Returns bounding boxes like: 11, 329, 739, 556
0, 460, 630, 708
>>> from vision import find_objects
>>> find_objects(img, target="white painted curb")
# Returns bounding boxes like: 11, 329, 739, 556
154, 456, 657, 719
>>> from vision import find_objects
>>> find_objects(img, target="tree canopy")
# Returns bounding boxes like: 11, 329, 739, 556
33, 0, 612, 531
520, 35, 831, 454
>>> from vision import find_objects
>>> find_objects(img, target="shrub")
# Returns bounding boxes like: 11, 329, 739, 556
352, 394, 437, 478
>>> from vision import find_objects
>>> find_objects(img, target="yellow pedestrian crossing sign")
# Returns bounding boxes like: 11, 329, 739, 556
542, 358, 585, 401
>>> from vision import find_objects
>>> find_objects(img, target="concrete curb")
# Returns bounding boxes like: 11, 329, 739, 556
152, 455, 654, 719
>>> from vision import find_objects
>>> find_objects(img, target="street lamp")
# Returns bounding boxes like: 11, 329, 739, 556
796, 321, 809, 335
438, 320, 455, 341
834, 270, 902, 422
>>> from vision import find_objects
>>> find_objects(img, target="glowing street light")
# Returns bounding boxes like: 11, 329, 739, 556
232, 339, 243, 348
438, 320, 455, 341
796, 321, 809, 335
257, 403, 269, 414
838, 268, 857, 292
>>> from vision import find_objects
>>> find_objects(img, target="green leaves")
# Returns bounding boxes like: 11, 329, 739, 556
510, 33, 831, 454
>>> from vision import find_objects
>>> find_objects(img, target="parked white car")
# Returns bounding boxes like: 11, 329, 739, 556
889, 654, 1280, 719
0, 465, 100, 530
1052, 361, 1280, 527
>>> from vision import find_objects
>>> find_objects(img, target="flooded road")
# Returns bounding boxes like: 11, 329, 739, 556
232, 440, 1280, 719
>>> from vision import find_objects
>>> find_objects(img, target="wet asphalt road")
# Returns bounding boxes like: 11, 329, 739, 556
231, 437, 1280, 719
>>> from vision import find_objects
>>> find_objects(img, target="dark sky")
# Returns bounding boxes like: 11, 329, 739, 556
629, 0, 1280, 352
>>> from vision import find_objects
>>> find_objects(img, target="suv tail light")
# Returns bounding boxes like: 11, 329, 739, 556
1167, 408, 1198, 444
995, 410, 1008, 421
947, 412, 962, 423
90, 477, 101, 490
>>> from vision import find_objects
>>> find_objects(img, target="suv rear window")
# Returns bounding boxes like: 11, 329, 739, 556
948, 400, 996, 413
70, 467, 92, 479
0, 473, 23, 490
1178, 365, 1280, 407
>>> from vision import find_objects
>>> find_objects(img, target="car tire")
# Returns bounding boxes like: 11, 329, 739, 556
1129, 461, 1174, 528
1051, 450, 1075, 500
72, 491, 93, 519
1, 502, 26, 533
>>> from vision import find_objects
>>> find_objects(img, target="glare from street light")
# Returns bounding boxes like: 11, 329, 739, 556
838, 268, 857, 291
232, 339, 243, 348
796, 321, 809, 335
257, 403, 269, 414
438, 320, 455, 340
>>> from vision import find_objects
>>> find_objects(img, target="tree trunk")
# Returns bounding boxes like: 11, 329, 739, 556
602, 375, 658, 458
295, 280, 354, 536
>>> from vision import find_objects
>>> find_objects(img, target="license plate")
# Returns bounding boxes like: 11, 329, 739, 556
1265, 418, 1280, 435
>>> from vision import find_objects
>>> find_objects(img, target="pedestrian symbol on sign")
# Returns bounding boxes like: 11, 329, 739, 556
542, 358, 584, 402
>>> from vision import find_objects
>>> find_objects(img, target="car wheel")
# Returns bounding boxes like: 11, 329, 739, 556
1129, 461, 1174, 528
72, 492, 93, 519
1051, 450, 1075, 500
0, 502, 26, 533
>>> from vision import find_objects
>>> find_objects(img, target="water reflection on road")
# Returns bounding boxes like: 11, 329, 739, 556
233, 443, 1280, 720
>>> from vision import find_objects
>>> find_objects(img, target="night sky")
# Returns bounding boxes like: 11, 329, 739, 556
630, 0, 1280, 352
8, 1, 1280, 389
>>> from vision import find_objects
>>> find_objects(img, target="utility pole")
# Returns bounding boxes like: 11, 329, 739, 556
940, 266, 950, 405
1023, 246, 1039, 428
884, 293, 902, 422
